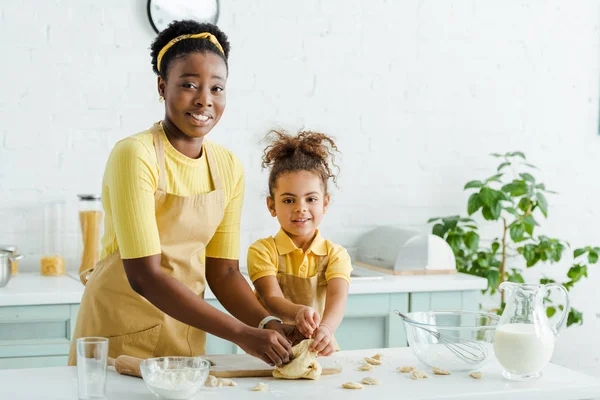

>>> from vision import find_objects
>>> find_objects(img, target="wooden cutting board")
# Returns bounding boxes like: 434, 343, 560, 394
206, 353, 342, 378
110, 353, 342, 379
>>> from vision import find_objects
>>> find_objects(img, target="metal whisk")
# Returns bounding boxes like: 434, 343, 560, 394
394, 310, 488, 364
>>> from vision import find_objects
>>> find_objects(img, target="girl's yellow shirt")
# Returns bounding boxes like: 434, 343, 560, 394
100, 126, 244, 260
247, 229, 352, 283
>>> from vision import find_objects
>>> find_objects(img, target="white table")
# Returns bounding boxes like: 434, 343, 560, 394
1, 348, 599, 400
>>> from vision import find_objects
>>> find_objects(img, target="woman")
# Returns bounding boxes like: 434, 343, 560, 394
68, 20, 294, 367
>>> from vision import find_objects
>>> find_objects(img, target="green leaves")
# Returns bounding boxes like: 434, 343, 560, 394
468, 193, 483, 215
502, 181, 528, 196
574, 248, 587, 258
567, 308, 584, 326
464, 180, 483, 189
464, 231, 480, 251
485, 269, 501, 293
497, 162, 511, 171
518, 197, 532, 212
519, 172, 535, 182
510, 223, 526, 242
573, 247, 599, 264
536, 192, 548, 217
479, 187, 495, 206
546, 306, 557, 318
432, 224, 445, 237
567, 264, 588, 283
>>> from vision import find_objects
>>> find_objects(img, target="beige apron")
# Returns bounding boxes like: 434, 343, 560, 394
68, 122, 225, 365
269, 253, 340, 350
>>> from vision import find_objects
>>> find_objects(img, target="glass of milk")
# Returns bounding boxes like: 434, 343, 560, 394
494, 282, 570, 381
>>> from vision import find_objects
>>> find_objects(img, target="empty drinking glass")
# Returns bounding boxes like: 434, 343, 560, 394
77, 337, 108, 400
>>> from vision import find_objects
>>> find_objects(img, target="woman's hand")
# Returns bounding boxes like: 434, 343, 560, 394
236, 326, 293, 367
295, 306, 320, 338
309, 324, 335, 356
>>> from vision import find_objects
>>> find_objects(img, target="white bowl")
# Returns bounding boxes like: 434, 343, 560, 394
140, 356, 210, 400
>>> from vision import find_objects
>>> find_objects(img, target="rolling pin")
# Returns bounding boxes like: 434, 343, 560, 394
108, 355, 217, 378
108, 355, 143, 378
108, 354, 341, 379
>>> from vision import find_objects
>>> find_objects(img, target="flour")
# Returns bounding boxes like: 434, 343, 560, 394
145, 369, 206, 400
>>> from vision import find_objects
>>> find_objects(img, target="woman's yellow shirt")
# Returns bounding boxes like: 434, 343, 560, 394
247, 229, 352, 283
100, 126, 244, 260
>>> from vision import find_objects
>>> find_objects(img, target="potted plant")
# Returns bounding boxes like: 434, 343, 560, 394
428, 152, 598, 326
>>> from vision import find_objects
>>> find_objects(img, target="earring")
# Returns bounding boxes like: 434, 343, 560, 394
159, 95, 164, 103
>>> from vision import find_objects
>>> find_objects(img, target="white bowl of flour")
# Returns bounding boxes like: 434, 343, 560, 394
140, 356, 210, 399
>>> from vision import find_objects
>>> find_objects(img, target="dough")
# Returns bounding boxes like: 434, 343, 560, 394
205, 375, 219, 387
361, 377, 381, 385
273, 339, 322, 380
372, 353, 383, 361
364, 357, 382, 365
469, 371, 483, 379
358, 364, 374, 371
432, 367, 451, 375
397, 366, 415, 373
218, 378, 237, 387
342, 382, 363, 389
251, 382, 268, 392
409, 370, 428, 380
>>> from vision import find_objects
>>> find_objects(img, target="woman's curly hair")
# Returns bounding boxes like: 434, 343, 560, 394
262, 129, 340, 197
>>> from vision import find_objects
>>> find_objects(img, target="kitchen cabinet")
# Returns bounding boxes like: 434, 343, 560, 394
0, 273, 486, 368
207, 290, 481, 354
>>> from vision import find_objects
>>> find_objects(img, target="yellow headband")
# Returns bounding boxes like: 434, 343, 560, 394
157, 32, 225, 73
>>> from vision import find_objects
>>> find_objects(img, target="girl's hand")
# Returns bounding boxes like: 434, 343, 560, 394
309, 324, 335, 356
295, 306, 320, 338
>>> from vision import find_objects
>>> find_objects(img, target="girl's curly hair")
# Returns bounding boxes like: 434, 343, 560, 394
262, 129, 340, 197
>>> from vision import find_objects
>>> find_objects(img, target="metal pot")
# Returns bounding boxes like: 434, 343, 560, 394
0, 249, 23, 288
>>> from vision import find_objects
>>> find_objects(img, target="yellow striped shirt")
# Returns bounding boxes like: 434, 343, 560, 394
100, 125, 244, 260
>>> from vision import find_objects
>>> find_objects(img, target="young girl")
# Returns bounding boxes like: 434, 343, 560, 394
247, 129, 352, 356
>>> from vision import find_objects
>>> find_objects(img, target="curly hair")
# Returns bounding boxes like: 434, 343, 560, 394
150, 20, 231, 79
262, 129, 340, 197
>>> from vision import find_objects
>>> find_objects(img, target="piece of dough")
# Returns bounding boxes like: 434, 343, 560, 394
372, 353, 383, 361
397, 366, 415, 373
342, 382, 363, 389
218, 378, 237, 387
409, 370, 428, 380
364, 357, 382, 365
469, 371, 483, 379
361, 377, 381, 385
358, 363, 374, 371
251, 382, 268, 392
432, 367, 451, 375
205, 375, 218, 387
273, 339, 322, 380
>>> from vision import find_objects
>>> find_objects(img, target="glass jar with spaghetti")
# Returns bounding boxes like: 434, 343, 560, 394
77, 194, 103, 284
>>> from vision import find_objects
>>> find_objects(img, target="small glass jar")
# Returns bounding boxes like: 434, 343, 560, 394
41, 201, 66, 276
77, 195, 103, 283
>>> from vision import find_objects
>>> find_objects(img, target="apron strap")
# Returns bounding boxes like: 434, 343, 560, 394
152, 122, 168, 193
277, 254, 287, 275
204, 141, 223, 191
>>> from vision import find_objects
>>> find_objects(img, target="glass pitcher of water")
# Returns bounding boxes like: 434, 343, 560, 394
495, 282, 570, 381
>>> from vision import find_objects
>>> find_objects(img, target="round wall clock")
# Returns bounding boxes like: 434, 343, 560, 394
147, 0, 220, 33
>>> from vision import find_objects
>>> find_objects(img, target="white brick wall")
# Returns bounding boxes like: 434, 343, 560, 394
1, 0, 599, 373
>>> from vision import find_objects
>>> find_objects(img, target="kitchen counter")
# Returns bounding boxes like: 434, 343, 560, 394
0, 270, 487, 307
1, 347, 599, 400
0, 273, 84, 306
